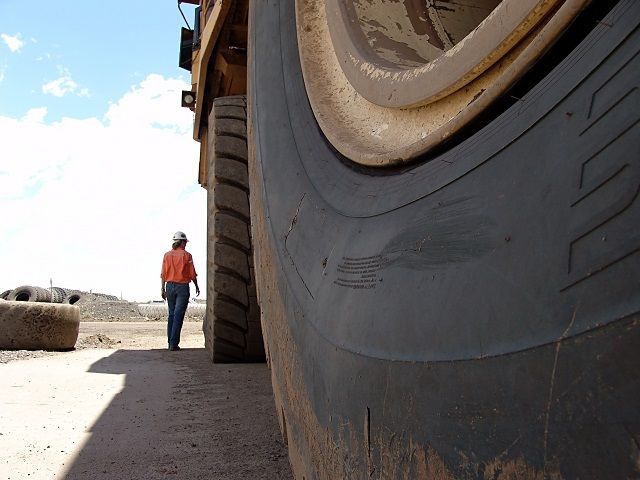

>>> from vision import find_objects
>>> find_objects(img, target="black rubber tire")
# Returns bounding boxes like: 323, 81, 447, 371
249, 1, 639, 478
0, 290, 11, 300
204, 95, 265, 363
0, 300, 80, 350
63, 292, 82, 305
8, 285, 51, 303
51, 287, 66, 304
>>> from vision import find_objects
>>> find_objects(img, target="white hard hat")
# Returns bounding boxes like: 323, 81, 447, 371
172, 231, 188, 241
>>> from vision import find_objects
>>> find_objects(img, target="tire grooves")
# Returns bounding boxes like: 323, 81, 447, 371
215, 177, 250, 194
214, 119, 247, 140
216, 132, 247, 142
214, 272, 248, 307
215, 115, 246, 125
214, 183, 249, 220
213, 336, 246, 358
216, 292, 248, 312
216, 316, 248, 334
214, 98, 245, 106
214, 212, 250, 250
215, 264, 249, 283
205, 99, 265, 362
216, 317, 248, 334
214, 322, 246, 347
215, 106, 246, 118
214, 299, 248, 331
214, 151, 249, 164
217, 206, 250, 223
217, 235, 250, 254
216, 155, 249, 167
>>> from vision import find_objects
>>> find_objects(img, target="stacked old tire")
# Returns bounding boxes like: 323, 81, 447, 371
3, 285, 82, 305
137, 303, 206, 319
0, 285, 81, 350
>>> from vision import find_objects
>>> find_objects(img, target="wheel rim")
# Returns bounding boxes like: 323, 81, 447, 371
296, 0, 588, 166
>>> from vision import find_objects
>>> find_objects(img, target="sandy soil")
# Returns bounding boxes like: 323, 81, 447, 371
0, 321, 293, 479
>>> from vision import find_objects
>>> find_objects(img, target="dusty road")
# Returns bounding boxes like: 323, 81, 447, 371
0, 321, 293, 479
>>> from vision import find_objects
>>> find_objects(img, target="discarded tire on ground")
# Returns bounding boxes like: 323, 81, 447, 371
96, 293, 119, 301
137, 304, 166, 318
51, 287, 67, 303
0, 290, 11, 300
8, 285, 52, 303
204, 96, 265, 363
249, 0, 639, 478
51, 287, 67, 304
137, 303, 206, 318
0, 300, 80, 350
63, 292, 82, 305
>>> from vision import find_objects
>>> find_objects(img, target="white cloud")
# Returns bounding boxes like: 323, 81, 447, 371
104, 74, 190, 132
41, 76, 77, 97
0, 75, 204, 302
22, 107, 48, 123
1, 33, 24, 52
42, 66, 89, 97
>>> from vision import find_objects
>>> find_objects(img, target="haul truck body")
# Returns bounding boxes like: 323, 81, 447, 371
177, 0, 640, 478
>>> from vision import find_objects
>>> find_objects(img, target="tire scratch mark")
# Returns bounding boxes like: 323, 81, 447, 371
543, 304, 579, 475
284, 194, 306, 244
284, 194, 314, 299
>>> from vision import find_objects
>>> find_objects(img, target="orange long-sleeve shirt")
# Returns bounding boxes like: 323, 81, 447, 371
161, 247, 197, 284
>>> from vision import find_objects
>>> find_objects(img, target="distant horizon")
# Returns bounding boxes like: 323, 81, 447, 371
1, 284, 207, 304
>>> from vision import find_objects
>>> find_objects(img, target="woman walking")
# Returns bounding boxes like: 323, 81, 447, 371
160, 231, 200, 350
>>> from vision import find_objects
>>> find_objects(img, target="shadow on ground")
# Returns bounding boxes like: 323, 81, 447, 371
63, 348, 292, 480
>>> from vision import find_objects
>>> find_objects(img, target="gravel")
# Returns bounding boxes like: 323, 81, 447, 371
76, 292, 204, 322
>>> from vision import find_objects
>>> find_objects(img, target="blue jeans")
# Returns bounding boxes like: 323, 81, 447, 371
166, 282, 190, 348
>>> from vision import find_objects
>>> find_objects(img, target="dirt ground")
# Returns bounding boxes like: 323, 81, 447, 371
0, 320, 294, 480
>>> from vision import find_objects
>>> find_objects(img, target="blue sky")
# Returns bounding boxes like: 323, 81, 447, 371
0, 0, 195, 120
0, 1, 206, 302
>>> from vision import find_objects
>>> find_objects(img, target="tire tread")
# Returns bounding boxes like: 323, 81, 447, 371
206, 96, 265, 363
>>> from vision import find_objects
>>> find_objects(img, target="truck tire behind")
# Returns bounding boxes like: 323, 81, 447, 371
204, 95, 265, 363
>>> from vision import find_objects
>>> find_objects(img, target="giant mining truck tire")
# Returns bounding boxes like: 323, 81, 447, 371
204, 95, 265, 363
0, 300, 80, 350
8, 285, 52, 303
248, 0, 640, 478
